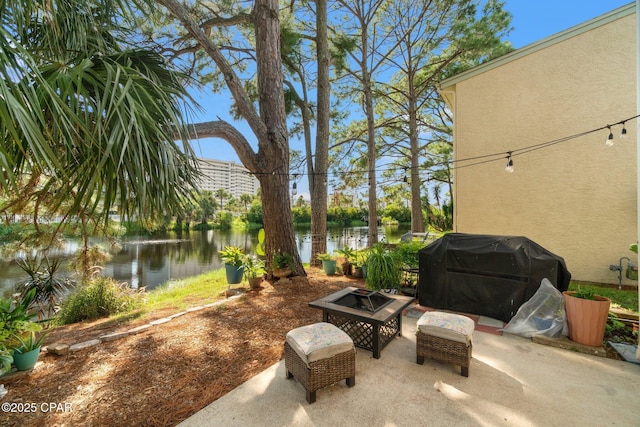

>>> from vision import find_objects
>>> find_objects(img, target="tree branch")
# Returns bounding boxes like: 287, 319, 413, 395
188, 120, 258, 172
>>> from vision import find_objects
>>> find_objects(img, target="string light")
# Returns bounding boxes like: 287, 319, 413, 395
212, 114, 638, 178
605, 125, 614, 146
505, 152, 514, 173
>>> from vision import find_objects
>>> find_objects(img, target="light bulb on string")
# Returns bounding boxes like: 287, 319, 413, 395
620, 122, 628, 140
605, 126, 614, 146
505, 153, 514, 173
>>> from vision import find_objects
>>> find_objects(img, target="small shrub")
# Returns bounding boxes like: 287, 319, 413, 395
394, 241, 426, 268
366, 243, 402, 291
56, 277, 143, 325
215, 212, 233, 230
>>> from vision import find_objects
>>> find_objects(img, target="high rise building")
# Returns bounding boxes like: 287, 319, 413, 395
196, 158, 260, 198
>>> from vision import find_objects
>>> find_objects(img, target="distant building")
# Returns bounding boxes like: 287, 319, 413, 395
196, 158, 259, 199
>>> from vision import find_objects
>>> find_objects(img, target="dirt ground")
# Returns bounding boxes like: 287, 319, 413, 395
2, 268, 364, 427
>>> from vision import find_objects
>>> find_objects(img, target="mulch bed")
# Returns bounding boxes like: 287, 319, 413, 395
1, 269, 363, 427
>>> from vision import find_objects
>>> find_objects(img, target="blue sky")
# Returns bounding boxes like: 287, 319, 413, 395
187, 1, 632, 196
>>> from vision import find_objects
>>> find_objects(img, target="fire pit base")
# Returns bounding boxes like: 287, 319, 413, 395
309, 287, 415, 358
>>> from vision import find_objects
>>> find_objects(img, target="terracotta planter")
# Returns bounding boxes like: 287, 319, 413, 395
248, 277, 262, 289
563, 291, 610, 347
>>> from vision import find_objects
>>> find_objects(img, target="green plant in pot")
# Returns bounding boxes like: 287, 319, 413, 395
335, 246, 356, 276
272, 251, 294, 277
0, 288, 43, 374
12, 331, 47, 371
354, 250, 370, 278
243, 255, 265, 289
219, 246, 247, 285
317, 253, 337, 275
365, 243, 402, 292
563, 287, 611, 347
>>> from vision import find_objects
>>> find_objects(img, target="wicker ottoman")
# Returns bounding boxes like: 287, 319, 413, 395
416, 311, 475, 377
285, 322, 356, 403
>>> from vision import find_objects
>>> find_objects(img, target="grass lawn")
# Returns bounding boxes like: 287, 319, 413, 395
143, 268, 230, 313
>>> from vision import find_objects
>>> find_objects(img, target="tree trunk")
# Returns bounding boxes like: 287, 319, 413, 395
361, 25, 378, 245
364, 77, 378, 245
310, 0, 330, 266
408, 85, 425, 232
159, 0, 304, 275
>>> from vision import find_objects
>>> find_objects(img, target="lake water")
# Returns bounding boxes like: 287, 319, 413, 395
0, 225, 409, 298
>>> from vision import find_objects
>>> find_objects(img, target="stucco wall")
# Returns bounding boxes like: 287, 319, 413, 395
448, 13, 637, 285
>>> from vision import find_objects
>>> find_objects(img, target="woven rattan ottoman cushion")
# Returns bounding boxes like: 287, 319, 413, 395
416, 311, 475, 344
286, 322, 355, 365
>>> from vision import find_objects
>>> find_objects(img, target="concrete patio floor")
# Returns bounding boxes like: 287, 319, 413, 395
179, 310, 640, 427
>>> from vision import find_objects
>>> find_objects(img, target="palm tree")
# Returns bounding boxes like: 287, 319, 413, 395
195, 191, 216, 225
239, 194, 254, 213
0, 0, 200, 252
215, 188, 231, 211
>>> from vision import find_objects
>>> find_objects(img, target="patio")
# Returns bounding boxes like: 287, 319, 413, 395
179, 307, 639, 426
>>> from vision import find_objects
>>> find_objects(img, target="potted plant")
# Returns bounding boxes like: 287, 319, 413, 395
335, 246, 356, 276
563, 287, 611, 347
243, 255, 265, 289
219, 246, 247, 285
354, 250, 370, 279
365, 243, 402, 292
0, 288, 42, 374
272, 251, 294, 277
317, 253, 337, 275
12, 331, 47, 371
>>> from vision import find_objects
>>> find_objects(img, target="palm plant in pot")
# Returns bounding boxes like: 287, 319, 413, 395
219, 246, 247, 285
563, 287, 611, 347
317, 253, 337, 275
243, 255, 265, 289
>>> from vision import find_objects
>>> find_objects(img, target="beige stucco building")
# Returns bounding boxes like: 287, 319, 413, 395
439, 4, 637, 285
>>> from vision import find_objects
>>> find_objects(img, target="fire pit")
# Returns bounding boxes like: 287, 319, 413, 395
309, 287, 414, 358
331, 289, 393, 313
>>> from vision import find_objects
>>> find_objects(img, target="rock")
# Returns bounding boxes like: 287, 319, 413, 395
69, 339, 102, 352
46, 343, 70, 356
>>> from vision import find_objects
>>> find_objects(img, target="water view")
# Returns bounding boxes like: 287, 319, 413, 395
0, 225, 410, 298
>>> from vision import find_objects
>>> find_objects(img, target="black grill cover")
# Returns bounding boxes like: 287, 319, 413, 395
418, 233, 571, 322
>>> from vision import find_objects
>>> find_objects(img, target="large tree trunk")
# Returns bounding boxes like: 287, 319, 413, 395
254, 0, 302, 273
408, 91, 425, 232
309, 0, 330, 266
159, 0, 304, 275
364, 75, 378, 245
